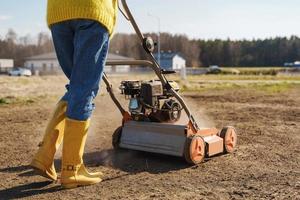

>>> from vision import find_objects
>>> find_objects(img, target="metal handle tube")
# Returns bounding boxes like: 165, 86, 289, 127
119, 0, 200, 130
106, 60, 153, 67
120, 0, 145, 43
119, 0, 168, 84
102, 73, 126, 115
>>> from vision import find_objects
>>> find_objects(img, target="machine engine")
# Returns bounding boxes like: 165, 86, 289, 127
120, 80, 182, 123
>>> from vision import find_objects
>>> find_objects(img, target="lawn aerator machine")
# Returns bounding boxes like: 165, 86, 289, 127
102, 0, 237, 164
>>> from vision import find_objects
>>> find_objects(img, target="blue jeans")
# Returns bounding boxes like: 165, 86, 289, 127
51, 19, 109, 121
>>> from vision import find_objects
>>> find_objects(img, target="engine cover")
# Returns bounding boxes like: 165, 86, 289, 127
140, 81, 163, 106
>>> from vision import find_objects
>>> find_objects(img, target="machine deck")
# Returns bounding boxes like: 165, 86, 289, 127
120, 121, 187, 157
118, 121, 237, 164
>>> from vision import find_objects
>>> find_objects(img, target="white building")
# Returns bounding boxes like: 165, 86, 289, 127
154, 53, 186, 71
24, 52, 61, 75
24, 52, 133, 75
0, 59, 14, 73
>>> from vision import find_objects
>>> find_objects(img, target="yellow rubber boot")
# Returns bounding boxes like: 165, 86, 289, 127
30, 101, 67, 181
79, 165, 103, 178
61, 118, 102, 189
30, 101, 101, 181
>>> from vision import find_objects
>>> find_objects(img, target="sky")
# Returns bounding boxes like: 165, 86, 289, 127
0, 0, 300, 40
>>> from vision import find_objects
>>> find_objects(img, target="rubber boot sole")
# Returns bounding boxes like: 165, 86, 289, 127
30, 160, 57, 181
61, 179, 102, 189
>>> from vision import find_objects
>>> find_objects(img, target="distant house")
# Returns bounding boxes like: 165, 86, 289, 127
24, 53, 60, 75
0, 59, 14, 73
154, 53, 186, 71
24, 52, 133, 75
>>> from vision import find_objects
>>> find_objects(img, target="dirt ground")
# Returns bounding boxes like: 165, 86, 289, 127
0, 75, 299, 200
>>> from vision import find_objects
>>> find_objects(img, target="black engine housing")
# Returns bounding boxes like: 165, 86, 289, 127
120, 80, 181, 123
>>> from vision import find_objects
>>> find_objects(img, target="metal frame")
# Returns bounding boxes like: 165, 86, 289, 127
105, 1, 237, 164
102, 0, 200, 131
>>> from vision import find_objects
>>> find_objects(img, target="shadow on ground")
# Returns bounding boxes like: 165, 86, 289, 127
0, 165, 31, 173
0, 165, 61, 199
0, 181, 61, 200
0, 149, 191, 199
83, 149, 190, 174
44, 149, 191, 174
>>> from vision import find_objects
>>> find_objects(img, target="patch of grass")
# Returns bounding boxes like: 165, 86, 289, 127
250, 82, 297, 93
221, 68, 281, 76
0, 94, 59, 106
0, 96, 17, 105
181, 82, 241, 93
15, 95, 48, 105
186, 74, 300, 81
0, 98, 9, 105
180, 81, 300, 94
25, 99, 35, 104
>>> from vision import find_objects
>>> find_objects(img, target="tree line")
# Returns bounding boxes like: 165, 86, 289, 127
0, 29, 54, 66
110, 33, 300, 67
1, 29, 300, 67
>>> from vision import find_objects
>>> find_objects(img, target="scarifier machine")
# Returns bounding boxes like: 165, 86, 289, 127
102, 0, 237, 164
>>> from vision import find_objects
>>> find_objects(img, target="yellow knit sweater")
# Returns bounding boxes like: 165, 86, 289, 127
47, 0, 118, 35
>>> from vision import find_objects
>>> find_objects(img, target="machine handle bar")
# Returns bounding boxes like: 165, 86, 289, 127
106, 0, 200, 131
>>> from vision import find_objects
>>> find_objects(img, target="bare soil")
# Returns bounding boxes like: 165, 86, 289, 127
0, 75, 299, 200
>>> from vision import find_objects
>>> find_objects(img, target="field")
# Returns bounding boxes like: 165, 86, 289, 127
0, 74, 300, 199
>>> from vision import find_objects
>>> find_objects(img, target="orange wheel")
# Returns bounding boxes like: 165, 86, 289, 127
219, 126, 237, 153
184, 135, 206, 164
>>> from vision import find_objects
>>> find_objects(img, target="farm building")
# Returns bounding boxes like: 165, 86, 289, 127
0, 59, 14, 73
24, 52, 133, 75
154, 53, 186, 71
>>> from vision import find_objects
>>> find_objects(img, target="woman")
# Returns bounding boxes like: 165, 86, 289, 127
30, 0, 118, 188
